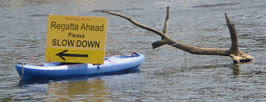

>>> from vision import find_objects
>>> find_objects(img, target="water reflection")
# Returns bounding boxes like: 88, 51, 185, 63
45, 79, 111, 102
19, 78, 111, 101
231, 64, 240, 77
187, 63, 241, 77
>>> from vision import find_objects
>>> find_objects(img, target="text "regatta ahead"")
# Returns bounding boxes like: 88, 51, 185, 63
50, 21, 105, 32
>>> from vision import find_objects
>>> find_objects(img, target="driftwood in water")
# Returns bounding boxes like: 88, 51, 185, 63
96, 6, 254, 64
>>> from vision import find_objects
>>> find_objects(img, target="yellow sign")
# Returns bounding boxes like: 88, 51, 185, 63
45, 15, 107, 64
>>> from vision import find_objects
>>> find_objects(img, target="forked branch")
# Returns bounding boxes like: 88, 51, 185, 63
96, 7, 254, 64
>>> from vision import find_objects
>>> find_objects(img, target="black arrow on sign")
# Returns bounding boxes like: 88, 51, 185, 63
56, 49, 88, 61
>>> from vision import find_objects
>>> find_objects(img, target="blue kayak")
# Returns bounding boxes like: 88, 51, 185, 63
16, 53, 144, 80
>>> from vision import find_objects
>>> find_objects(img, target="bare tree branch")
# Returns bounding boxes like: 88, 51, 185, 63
225, 13, 239, 56
97, 7, 254, 64
162, 6, 170, 34
96, 10, 169, 39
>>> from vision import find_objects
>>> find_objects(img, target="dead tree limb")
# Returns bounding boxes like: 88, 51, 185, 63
162, 6, 170, 34
96, 7, 254, 64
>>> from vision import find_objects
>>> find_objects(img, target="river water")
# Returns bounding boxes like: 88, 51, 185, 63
0, 0, 265, 101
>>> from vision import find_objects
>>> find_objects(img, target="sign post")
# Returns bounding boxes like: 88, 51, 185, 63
45, 15, 107, 64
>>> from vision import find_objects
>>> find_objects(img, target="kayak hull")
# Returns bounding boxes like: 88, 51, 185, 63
16, 53, 144, 80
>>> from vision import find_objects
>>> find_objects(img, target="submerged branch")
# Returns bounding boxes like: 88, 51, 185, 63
97, 7, 254, 64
